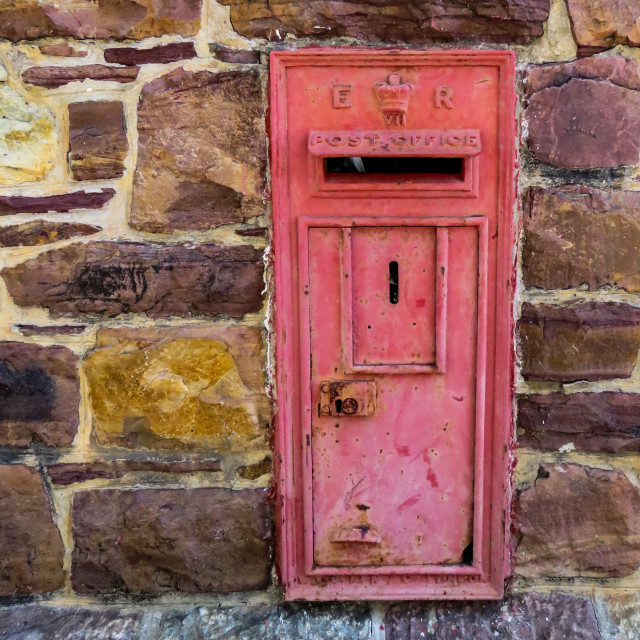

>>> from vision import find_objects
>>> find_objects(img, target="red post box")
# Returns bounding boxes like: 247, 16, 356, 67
270, 49, 516, 600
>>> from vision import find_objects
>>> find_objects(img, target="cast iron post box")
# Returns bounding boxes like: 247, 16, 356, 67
271, 50, 515, 600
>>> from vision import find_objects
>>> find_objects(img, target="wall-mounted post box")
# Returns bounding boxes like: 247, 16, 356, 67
271, 50, 515, 600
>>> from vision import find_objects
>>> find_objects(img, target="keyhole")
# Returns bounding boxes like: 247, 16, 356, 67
389, 261, 399, 304
335, 399, 343, 413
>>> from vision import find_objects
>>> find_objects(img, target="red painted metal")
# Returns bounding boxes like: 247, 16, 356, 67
270, 49, 516, 600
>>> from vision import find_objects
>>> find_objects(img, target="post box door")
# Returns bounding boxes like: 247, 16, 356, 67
307, 221, 483, 568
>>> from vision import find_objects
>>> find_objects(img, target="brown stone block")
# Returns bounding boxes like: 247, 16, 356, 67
524, 186, 640, 291
104, 42, 197, 66
237, 457, 271, 480
71, 487, 273, 594
38, 43, 87, 57
0, 189, 114, 215
522, 56, 640, 97
519, 392, 640, 454
83, 326, 270, 450
515, 464, 640, 577
524, 57, 640, 168
0, 0, 202, 42
0, 465, 65, 594
219, 0, 549, 44
0, 221, 101, 247
14, 325, 87, 336
566, 0, 640, 55
22, 65, 139, 88
1, 241, 264, 318
68, 101, 128, 181
209, 45, 260, 64
131, 68, 266, 232
518, 302, 640, 382
0, 342, 80, 447
47, 459, 222, 484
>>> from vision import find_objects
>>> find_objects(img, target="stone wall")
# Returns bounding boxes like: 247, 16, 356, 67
0, 0, 640, 637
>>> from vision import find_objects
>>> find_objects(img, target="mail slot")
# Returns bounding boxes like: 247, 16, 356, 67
271, 50, 515, 600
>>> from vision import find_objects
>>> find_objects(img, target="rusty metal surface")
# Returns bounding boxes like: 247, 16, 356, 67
271, 49, 516, 600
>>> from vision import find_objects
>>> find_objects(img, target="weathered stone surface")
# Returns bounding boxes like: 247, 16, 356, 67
71, 487, 273, 594
38, 43, 87, 57
386, 592, 602, 640
14, 324, 86, 336
47, 459, 222, 484
518, 302, 640, 382
219, 0, 550, 44
0, 221, 101, 247
594, 593, 640, 640
515, 464, 640, 577
0, 465, 64, 595
0, 85, 56, 185
522, 56, 640, 96
68, 101, 128, 181
1, 242, 264, 318
0, 342, 79, 447
519, 393, 640, 454
131, 68, 266, 232
566, 0, 640, 55
0, 603, 371, 639
237, 457, 271, 480
104, 42, 197, 66
0, 0, 202, 41
525, 58, 640, 168
84, 327, 269, 450
22, 65, 139, 88
236, 226, 268, 237
0, 189, 114, 215
209, 44, 260, 64
524, 186, 640, 291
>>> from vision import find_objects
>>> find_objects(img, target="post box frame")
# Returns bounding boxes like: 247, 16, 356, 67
270, 49, 516, 601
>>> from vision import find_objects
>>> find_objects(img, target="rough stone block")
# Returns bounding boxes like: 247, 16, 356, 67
0, 465, 65, 595
83, 327, 270, 450
0, 85, 57, 185
515, 464, 640, 577
47, 460, 222, 484
566, 0, 640, 55
0, 189, 114, 215
0, 221, 100, 247
22, 65, 139, 88
38, 43, 87, 57
524, 186, 640, 291
518, 302, 640, 382
0, 603, 371, 639
209, 45, 260, 64
71, 487, 273, 594
522, 56, 640, 97
524, 57, 640, 168
0, 0, 202, 41
0, 342, 80, 447
219, 0, 550, 44
131, 68, 266, 232
1, 242, 264, 318
68, 101, 128, 181
386, 592, 601, 640
518, 392, 640, 454
104, 42, 197, 66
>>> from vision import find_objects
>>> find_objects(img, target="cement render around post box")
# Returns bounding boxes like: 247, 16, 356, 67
270, 49, 516, 601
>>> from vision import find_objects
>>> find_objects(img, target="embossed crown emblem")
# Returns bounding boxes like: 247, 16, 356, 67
374, 73, 414, 126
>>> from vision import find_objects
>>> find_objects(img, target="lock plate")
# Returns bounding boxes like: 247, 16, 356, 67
319, 380, 376, 417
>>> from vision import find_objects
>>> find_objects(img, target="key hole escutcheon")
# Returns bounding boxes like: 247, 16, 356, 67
389, 261, 399, 304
